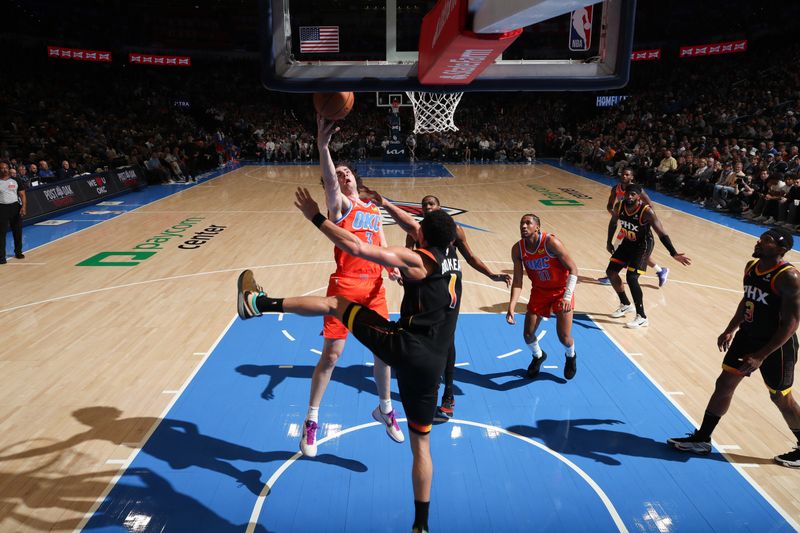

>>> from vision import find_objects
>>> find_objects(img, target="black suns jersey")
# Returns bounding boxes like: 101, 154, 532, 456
741, 259, 796, 341
400, 245, 462, 342
615, 200, 654, 247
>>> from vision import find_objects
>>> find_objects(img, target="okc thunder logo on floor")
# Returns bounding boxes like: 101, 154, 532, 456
378, 200, 465, 226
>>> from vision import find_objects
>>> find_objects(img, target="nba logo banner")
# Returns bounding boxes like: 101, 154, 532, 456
569, 6, 593, 52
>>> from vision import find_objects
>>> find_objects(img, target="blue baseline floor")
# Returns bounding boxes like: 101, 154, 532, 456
84, 314, 791, 532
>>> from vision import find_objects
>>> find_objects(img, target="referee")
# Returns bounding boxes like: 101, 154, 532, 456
0, 162, 26, 264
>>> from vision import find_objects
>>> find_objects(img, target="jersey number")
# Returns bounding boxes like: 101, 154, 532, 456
537, 270, 551, 282
743, 301, 755, 323
448, 273, 458, 309
365, 231, 373, 245
623, 229, 637, 241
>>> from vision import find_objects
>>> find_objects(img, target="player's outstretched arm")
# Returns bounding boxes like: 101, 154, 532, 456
360, 184, 423, 242
506, 244, 525, 325
607, 210, 620, 254
294, 187, 425, 276
455, 226, 511, 286
647, 209, 692, 266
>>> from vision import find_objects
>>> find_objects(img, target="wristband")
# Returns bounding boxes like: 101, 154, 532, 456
563, 274, 578, 300
659, 234, 678, 256
311, 213, 327, 228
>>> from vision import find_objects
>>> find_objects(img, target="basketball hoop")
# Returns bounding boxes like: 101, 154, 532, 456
405, 91, 463, 134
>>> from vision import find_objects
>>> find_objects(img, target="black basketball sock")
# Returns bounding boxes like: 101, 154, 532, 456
626, 272, 645, 317
616, 291, 631, 306
255, 294, 284, 313
413, 500, 430, 532
696, 411, 721, 441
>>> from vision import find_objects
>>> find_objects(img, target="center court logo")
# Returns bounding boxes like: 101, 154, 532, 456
76, 216, 226, 266
378, 200, 465, 226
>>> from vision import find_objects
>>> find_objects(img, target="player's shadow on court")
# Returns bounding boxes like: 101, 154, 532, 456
237, 364, 402, 402
83, 468, 274, 532
507, 419, 734, 465
454, 367, 566, 389
0, 407, 367, 497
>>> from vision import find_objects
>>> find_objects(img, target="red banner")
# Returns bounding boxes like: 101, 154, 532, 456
129, 53, 191, 67
48, 46, 112, 62
631, 49, 661, 61
679, 39, 747, 58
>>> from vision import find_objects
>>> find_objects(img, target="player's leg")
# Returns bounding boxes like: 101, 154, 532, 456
409, 431, 432, 533
301, 336, 346, 456
363, 284, 404, 442
598, 227, 626, 285
760, 336, 800, 467
624, 241, 653, 328
523, 309, 546, 378
647, 255, 669, 288
606, 257, 633, 318
436, 343, 456, 419
668, 336, 751, 454
554, 302, 576, 380
624, 269, 648, 328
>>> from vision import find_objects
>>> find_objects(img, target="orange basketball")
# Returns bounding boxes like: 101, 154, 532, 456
313, 92, 355, 120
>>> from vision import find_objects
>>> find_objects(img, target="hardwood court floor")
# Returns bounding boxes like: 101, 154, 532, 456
1, 162, 799, 530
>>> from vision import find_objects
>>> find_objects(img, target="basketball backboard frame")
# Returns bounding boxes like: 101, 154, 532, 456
261, 0, 636, 93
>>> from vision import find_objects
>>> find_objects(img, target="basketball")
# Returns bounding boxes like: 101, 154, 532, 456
313, 92, 354, 120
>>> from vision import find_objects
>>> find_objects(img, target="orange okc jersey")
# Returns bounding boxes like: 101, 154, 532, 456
519, 232, 568, 290
333, 199, 383, 279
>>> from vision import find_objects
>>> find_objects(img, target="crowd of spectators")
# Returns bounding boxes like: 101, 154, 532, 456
2, 39, 798, 235
559, 41, 800, 230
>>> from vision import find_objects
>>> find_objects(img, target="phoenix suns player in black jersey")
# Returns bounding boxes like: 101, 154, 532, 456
669, 228, 800, 467
401, 195, 511, 419
605, 184, 691, 328
237, 187, 461, 533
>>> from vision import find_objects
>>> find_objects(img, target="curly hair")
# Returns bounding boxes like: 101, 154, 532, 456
420, 210, 456, 248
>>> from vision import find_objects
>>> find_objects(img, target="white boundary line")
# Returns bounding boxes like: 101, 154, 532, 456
73, 314, 239, 532
245, 418, 628, 533
584, 312, 800, 531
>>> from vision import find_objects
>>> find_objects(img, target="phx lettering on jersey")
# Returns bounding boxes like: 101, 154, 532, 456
744, 285, 769, 304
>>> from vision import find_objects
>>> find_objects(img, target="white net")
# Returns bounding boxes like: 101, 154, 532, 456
405, 91, 464, 134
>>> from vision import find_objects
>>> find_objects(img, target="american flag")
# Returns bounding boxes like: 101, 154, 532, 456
299, 26, 339, 53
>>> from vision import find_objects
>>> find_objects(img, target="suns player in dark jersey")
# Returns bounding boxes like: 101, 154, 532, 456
606, 184, 691, 328
506, 213, 579, 379
299, 116, 404, 458
599, 169, 670, 287
399, 194, 510, 418
668, 228, 800, 467
237, 188, 461, 533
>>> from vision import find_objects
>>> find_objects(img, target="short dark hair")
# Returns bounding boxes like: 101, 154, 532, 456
421, 195, 440, 206
625, 183, 643, 194
521, 213, 540, 226
420, 210, 456, 248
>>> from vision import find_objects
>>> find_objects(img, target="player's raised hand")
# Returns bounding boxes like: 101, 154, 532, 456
316, 113, 340, 146
294, 187, 321, 220
673, 253, 692, 266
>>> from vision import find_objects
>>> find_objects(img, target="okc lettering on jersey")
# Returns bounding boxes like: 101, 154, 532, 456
525, 257, 551, 271
351, 211, 381, 231
744, 285, 769, 304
